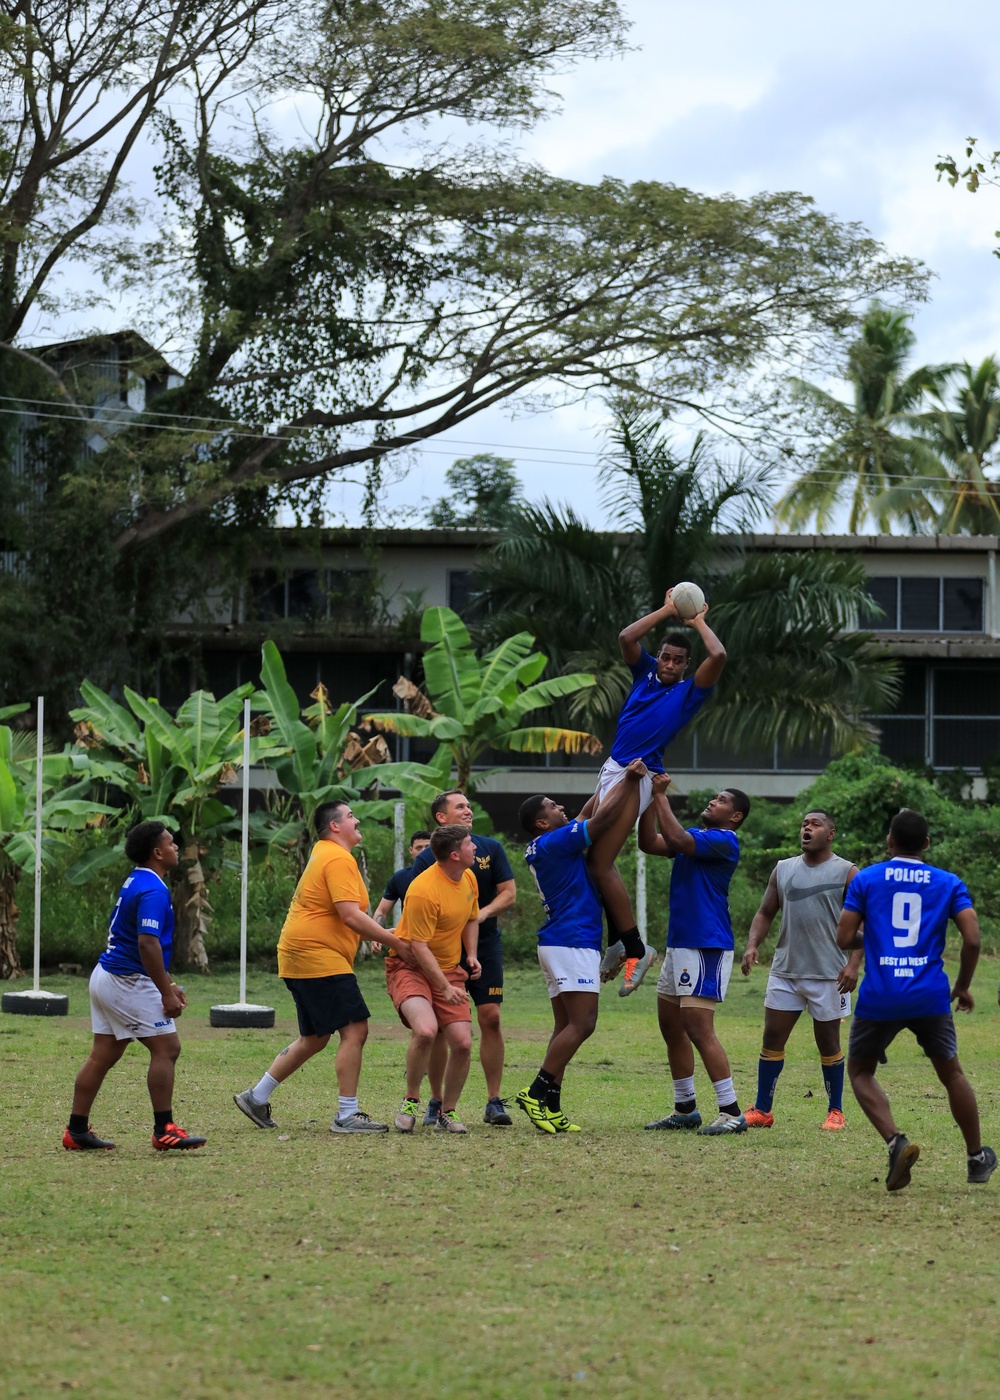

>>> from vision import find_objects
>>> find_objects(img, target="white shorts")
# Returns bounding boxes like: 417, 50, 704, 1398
765, 972, 851, 1021
89, 964, 177, 1040
536, 946, 601, 999
597, 757, 654, 816
656, 948, 734, 1004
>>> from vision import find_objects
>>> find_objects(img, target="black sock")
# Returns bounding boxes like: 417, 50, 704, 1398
154, 1110, 172, 1133
68, 1113, 88, 1134
546, 1082, 562, 1113
718, 1100, 740, 1118
674, 1098, 697, 1115
620, 926, 644, 959
529, 1069, 556, 1102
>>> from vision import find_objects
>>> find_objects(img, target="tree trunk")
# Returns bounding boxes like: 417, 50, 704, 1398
0, 865, 25, 980
171, 847, 211, 972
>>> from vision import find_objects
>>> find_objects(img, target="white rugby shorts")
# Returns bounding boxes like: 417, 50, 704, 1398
656, 947, 734, 1004
597, 757, 654, 816
536, 945, 601, 1000
89, 964, 177, 1040
765, 972, 851, 1021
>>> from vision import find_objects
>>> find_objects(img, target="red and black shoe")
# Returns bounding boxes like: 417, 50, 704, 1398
152, 1122, 206, 1151
63, 1125, 115, 1150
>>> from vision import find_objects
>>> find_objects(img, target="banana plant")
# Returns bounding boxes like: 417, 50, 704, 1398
0, 721, 117, 979
362, 607, 601, 791
69, 681, 286, 971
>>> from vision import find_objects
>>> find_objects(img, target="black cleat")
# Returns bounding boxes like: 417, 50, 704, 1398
63, 1126, 115, 1150
886, 1134, 920, 1192
968, 1145, 997, 1185
152, 1122, 206, 1150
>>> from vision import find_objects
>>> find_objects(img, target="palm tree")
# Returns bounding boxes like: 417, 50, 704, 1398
477, 408, 898, 756
776, 305, 953, 532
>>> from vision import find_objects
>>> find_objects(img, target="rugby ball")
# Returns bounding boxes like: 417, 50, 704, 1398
671, 581, 706, 620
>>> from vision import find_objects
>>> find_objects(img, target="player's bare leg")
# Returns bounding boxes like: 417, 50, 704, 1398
589, 784, 644, 978
333, 1020, 368, 1099
400, 996, 439, 1101
441, 1020, 472, 1115
70, 1033, 129, 1119
682, 1005, 746, 1135
646, 995, 701, 1129
265, 1033, 333, 1084
930, 1054, 982, 1154
848, 1054, 920, 1190
476, 1003, 505, 1099
141, 1032, 205, 1149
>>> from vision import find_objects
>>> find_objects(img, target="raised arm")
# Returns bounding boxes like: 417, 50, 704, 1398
651, 772, 697, 856
618, 589, 680, 666
637, 771, 672, 857
741, 867, 780, 976
688, 607, 727, 689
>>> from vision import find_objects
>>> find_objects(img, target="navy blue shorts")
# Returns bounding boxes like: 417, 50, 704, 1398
282, 974, 370, 1037
464, 934, 503, 1007
848, 1013, 958, 1065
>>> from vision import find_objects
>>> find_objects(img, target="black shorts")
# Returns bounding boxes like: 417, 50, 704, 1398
464, 934, 503, 1007
849, 1013, 958, 1065
282, 974, 370, 1037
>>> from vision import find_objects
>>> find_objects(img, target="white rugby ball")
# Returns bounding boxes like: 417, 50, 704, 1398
671, 581, 706, 620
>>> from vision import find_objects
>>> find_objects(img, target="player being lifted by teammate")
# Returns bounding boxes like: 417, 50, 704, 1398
740, 809, 861, 1131
593, 588, 726, 996
640, 774, 750, 1136
836, 808, 996, 1191
516, 760, 648, 1134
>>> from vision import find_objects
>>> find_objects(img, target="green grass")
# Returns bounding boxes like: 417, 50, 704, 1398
3, 961, 1000, 1398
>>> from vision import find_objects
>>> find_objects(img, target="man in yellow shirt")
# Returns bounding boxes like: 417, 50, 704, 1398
386, 824, 482, 1134
233, 800, 415, 1135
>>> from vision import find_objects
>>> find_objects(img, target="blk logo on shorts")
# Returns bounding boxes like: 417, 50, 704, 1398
577, 977, 595, 985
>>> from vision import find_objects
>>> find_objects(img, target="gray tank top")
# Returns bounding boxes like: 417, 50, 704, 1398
770, 853, 854, 979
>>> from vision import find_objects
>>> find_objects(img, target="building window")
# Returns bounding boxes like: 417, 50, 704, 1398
861, 576, 983, 632
447, 570, 483, 622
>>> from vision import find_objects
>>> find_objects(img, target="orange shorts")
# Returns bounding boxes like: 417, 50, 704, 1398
385, 959, 471, 1027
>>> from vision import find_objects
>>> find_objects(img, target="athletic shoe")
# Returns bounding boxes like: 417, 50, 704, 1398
395, 1098, 420, 1133
618, 944, 656, 997
435, 1109, 468, 1134
967, 1145, 998, 1184
62, 1125, 115, 1150
422, 1098, 443, 1126
330, 1111, 389, 1134
644, 1110, 702, 1130
821, 1108, 846, 1131
483, 1097, 513, 1126
548, 1110, 581, 1133
233, 1089, 278, 1130
698, 1112, 748, 1136
516, 1087, 557, 1134
743, 1106, 774, 1128
152, 1122, 206, 1150
599, 939, 626, 983
885, 1134, 920, 1191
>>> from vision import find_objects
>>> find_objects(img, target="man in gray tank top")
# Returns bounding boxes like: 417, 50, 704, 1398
738, 809, 861, 1131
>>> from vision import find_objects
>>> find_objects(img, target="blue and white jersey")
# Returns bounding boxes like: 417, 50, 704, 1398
99, 868, 174, 976
667, 829, 740, 950
525, 820, 603, 951
610, 651, 712, 773
845, 858, 973, 1019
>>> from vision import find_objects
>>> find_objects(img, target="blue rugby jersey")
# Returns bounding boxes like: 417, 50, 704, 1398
525, 820, 603, 950
666, 828, 740, 950
99, 868, 174, 976
845, 858, 973, 1019
610, 650, 712, 772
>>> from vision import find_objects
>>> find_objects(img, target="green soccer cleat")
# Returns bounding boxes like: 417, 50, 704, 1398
516, 1087, 557, 1134
547, 1110, 581, 1133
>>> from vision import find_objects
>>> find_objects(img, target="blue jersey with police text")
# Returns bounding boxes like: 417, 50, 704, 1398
525, 820, 602, 950
99, 868, 174, 976
667, 829, 740, 950
845, 858, 972, 1019
610, 652, 712, 772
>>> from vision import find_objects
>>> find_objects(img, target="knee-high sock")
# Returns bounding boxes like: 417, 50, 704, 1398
821, 1052, 845, 1113
755, 1049, 785, 1113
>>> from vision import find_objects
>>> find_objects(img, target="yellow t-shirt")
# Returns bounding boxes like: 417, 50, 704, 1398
277, 840, 369, 978
394, 863, 479, 971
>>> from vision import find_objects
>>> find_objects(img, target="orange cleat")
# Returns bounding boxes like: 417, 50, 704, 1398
821, 1108, 846, 1131
63, 1126, 115, 1150
743, 1106, 774, 1128
152, 1122, 206, 1150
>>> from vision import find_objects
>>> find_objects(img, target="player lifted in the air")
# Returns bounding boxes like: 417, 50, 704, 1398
593, 587, 726, 995
740, 808, 862, 1131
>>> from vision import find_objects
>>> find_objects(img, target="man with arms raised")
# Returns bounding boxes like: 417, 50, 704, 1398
516, 759, 648, 1133
387, 824, 481, 1134
836, 808, 996, 1191
234, 800, 415, 1135
740, 809, 861, 1131
64, 821, 205, 1151
594, 590, 726, 996
640, 774, 750, 1136
407, 790, 515, 1126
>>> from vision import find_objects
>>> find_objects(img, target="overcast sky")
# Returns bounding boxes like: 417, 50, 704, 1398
335, 0, 1000, 531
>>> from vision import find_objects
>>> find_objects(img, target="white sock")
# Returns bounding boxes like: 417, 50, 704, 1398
712, 1077, 736, 1111
337, 1095, 359, 1122
249, 1072, 279, 1105
673, 1076, 696, 1103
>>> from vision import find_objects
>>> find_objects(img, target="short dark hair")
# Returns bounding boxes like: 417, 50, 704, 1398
519, 794, 548, 835
125, 820, 170, 866
431, 790, 465, 822
802, 808, 835, 826
657, 632, 692, 657
313, 799, 351, 836
430, 823, 469, 860
409, 830, 431, 845
889, 807, 928, 854
725, 788, 751, 824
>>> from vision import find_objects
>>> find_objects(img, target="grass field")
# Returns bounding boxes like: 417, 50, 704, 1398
3, 960, 1000, 1400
